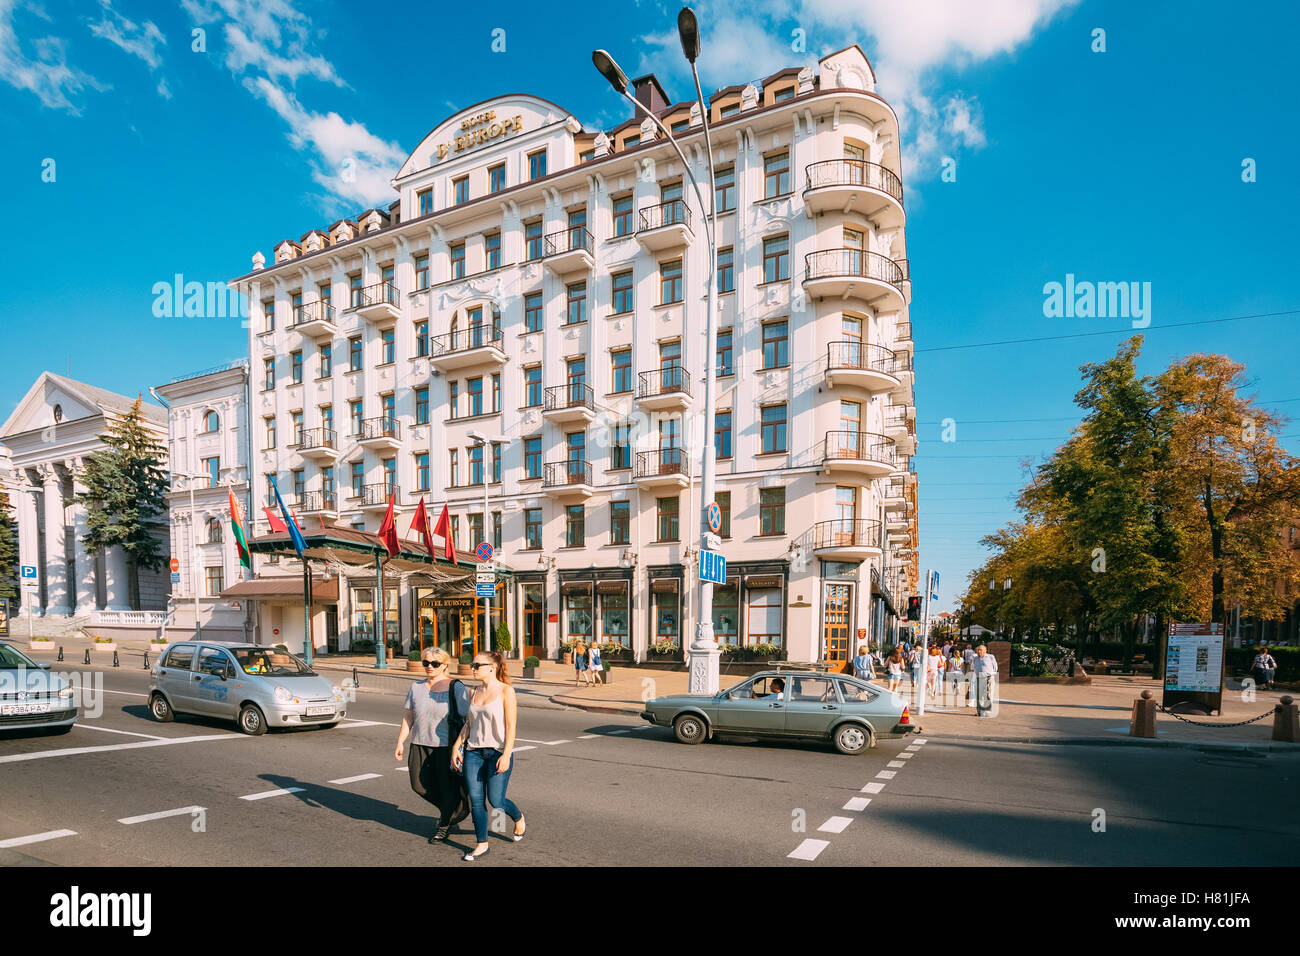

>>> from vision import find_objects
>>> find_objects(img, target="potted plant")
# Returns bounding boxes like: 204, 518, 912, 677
495, 621, 512, 656
92, 636, 117, 653
649, 638, 679, 658
458, 651, 473, 675
597, 641, 624, 683
523, 655, 540, 680
560, 637, 578, 665
407, 649, 424, 672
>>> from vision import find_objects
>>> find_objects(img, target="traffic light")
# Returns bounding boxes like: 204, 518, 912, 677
907, 596, 922, 621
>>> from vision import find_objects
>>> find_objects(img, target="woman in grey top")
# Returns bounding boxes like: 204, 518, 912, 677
451, 650, 525, 861
396, 648, 472, 842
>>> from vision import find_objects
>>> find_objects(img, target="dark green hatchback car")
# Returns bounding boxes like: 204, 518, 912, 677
641, 670, 915, 755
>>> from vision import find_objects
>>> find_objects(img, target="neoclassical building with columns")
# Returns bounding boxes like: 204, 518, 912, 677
0, 372, 171, 619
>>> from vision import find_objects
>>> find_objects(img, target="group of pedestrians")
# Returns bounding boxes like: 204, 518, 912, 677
570, 641, 606, 686
853, 639, 999, 716
395, 647, 526, 862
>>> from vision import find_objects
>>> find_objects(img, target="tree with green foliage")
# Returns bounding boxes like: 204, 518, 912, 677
0, 491, 18, 604
73, 397, 170, 609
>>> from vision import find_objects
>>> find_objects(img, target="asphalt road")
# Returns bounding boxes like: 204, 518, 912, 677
2, 658, 1297, 867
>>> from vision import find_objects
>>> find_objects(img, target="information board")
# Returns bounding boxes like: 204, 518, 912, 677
1163, 622, 1225, 715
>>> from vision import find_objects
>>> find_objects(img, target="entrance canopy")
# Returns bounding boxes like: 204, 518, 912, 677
246, 523, 477, 583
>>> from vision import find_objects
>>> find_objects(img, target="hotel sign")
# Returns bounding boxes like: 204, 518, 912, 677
436, 110, 525, 159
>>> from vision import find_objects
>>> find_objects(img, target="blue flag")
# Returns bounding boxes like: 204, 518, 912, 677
269, 476, 307, 558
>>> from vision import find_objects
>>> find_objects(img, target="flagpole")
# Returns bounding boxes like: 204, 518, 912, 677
375, 549, 387, 670
302, 558, 313, 667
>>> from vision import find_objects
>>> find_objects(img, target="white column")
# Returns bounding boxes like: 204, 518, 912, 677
16, 474, 41, 617
105, 545, 131, 610
40, 465, 71, 616
70, 466, 97, 613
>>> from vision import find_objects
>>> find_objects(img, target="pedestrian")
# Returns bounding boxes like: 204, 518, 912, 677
942, 640, 953, 660
926, 646, 943, 699
851, 644, 874, 681
945, 651, 964, 705
907, 645, 922, 696
973, 644, 999, 717
451, 650, 526, 861
574, 640, 590, 686
395, 648, 471, 843
886, 648, 903, 693
1252, 646, 1278, 691
961, 643, 976, 705
588, 642, 605, 685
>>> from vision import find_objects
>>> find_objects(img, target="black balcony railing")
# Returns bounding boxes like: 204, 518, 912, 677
801, 518, 883, 552
544, 459, 593, 488
804, 249, 905, 287
544, 382, 595, 412
884, 404, 910, 428
821, 431, 896, 467
804, 159, 904, 202
637, 366, 691, 400
350, 281, 399, 310
825, 342, 911, 378
293, 427, 336, 450
360, 416, 401, 442
544, 227, 594, 258
298, 490, 338, 512
639, 199, 692, 232
883, 477, 907, 499
362, 482, 398, 507
635, 447, 689, 479
290, 301, 336, 328
430, 326, 504, 356
895, 321, 912, 341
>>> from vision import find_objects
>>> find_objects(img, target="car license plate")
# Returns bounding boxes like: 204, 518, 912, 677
305, 706, 334, 717
2, 703, 52, 716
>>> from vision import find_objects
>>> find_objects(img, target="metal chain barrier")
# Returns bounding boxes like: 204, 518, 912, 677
1155, 704, 1277, 728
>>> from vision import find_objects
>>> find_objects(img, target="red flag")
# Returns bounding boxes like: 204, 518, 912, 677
431, 503, 454, 562
263, 506, 288, 533
378, 492, 400, 557
409, 497, 435, 557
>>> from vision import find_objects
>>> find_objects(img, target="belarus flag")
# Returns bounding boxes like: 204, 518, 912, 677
228, 488, 251, 569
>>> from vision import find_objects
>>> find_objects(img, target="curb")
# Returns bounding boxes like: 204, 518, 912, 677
547, 695, 643, 716
920, 732, 1298, 753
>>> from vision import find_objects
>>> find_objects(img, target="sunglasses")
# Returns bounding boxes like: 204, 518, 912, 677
470, 661, 494, 670
422, 660, 444, 668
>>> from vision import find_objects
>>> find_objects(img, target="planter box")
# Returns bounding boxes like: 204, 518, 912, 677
92, 642, 118, 653
523, 666, 537, 680
407, 660, 425, 672
561, 652, 573, 665
28, 641, 54, 651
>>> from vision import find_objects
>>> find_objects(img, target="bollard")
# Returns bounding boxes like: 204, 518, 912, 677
112, 650, 120, 668
353, 666, 359, 689
83, 649, 91, 665
1273, 695, 1299, 743
1129, 689, 1157, 738
143, 650, 150, 669
57, 646, 64, 662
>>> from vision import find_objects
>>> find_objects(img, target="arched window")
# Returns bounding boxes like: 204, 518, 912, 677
208, 517, 223, 544
203, 409, 220, 433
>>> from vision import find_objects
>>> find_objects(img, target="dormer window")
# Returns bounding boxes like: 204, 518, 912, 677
719, 101, 740, 118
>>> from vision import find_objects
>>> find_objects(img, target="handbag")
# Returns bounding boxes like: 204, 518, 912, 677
447, 679, 466, 751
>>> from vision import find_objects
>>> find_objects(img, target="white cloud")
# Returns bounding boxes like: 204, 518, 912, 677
87, 0, 166, 70
0, 0, 106, 114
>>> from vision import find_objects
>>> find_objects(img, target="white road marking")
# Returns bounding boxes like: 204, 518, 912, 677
875, 770, 896, 779
77, 724, 166, 740
818, 816, 854, 834
512, 746, 536, 752
861, 782, 885, 794
843, 797, 872, 812
0, 829, 78, 848
578, 734, 598, 739
788, 838, 830, 861
515, 737, 570, 745
328, 773, 382, 785
337, 719, 398, 728
118, 806, 204, 825
895, 752, 913, 759
905, 745, 921, 752
913, 737, 928, 744
0, 733, 245, 765
887, 760, 906, 768
95, 688, 150, 698
239, 787, 305, 801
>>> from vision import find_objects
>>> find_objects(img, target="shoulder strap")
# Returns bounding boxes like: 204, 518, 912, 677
448, 679, 463, 721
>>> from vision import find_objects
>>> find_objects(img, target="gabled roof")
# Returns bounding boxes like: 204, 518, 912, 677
1, 371, 166, 440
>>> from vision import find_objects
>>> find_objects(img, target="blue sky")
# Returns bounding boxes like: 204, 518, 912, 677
2, 0, 1297, 610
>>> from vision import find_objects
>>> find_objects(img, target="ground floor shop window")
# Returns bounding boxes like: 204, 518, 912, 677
712, 580, 739, 644
746, 587, 783, 645
522, 584, 545, 656
598, 583, 630, 646
564, 585, 593, 642
353, 586, 399, 648
652, 581, 680, 647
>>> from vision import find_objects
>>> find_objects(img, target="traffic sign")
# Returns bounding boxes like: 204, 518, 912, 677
699, 549, 726, 584
476, 582, 495, 598
20, 565, 36, 579
703, 532, 722, 551
169, 557, 180, 573
475, 541, 494, 562
475, 571, 495, 584
170, 572, 181, 584
706, 501, 722, 534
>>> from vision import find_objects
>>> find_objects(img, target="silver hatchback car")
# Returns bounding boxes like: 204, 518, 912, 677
149, 641, 346, 735
0, 641, 79, 734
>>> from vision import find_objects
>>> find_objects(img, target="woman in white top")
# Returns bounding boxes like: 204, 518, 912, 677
451, 651, 526, 861
886, 649, 904, 693
945, 652, 964, 705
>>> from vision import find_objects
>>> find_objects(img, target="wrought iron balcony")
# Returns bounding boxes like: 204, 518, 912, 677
805, 249, 905, 286
297, 490, 338, 513
361, 482, 398, 508
635, 448, 690, 481
544, 382, 595, 413
543, 459, 594, 490
800, 518, 884, 554
359, 416, 401, 448
289, 301, 337, 336
804, 159, 903, 201
544, 226, 594, 258
639, 199, 691, 231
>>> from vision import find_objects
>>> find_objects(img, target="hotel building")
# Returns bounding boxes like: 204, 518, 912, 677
230, 43, 919, 665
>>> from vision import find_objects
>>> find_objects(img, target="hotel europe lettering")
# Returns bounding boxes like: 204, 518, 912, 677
229, 44, 920, 667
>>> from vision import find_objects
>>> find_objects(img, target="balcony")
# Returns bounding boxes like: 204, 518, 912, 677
358, 416, 401, 452
360, 482, 398, 512
894, 321, 914, 353
883, 404, 913, 437
824, 342, 908, 393
349, 281, 400, 326
820, 431, 897, 479
543, 227, 594, 276
803, 160, 905, 229
543, 460, 594, 499
636, 200, 693, 252
634, 448, 690, 490
802, 519, 883, 562
802, 249, 906, 311
881, 477, 907, 511
297, 490, 339, 516
429, 326, 507, 372
293, 427, 340, 462
543, 383, 596, 426
289, 301, 337, 339
636, 366, 692, 412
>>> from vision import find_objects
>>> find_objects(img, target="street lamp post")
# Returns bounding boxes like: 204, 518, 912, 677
469, 431, 509, 657
175, 472, 204, 639
593, 4, 721, 693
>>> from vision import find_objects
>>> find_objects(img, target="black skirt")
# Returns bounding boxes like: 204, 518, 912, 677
407, 743, 470, 823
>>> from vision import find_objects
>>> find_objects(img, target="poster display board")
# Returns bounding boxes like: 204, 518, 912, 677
1163, 622, 1225, 715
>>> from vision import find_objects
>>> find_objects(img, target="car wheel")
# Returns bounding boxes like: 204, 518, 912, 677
149, 693, 174, 723
673, 713, 707, 745
238, 704, 267, 736
833, 722, 871, 755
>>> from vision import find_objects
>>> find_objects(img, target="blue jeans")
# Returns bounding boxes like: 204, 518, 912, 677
463, 747, 522, 843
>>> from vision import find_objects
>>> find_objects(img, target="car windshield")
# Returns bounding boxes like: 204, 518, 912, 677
0, 644, 37, 669
235, 648, 314, 677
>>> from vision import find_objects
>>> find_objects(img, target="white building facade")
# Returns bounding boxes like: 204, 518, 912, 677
230, 43, 919, 665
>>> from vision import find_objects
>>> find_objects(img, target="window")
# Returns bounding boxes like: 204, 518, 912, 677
492, 511, 502, 550
468, 444, 483, 485
449, 380, 459, 418
262, 357, 274, 390
612, 270, 634, 313
485, 232, 501, 270
468, 513, 484, 545
611, 349, 632, 393
488, 164, 506, 193
714, 581, 739, 644
654, 584, 680, 642
747, 587, 783, 642
349, 273, 363, 308
524, 220, 543, 260
468, 377, 483, 416
415, 387, 429, 425
318, 343, 332, 378
579, 149, 595, 162
565, 504, 584, 546
717, 246, 734, 293
524, 508, 543, 549
205, 566, 224, 597
415, 321, 428, 357
290, 350, 303, 384
450, 515, 460, 550
524, 366, 542, 407
760, 487, 786, 535
414, 254, 429, 290
262, 299, 275, 332
656, 496, 679, 541
349, 400, 363, 436
202, 410, 219, 433
290, 410, 304, 446
415, 452, 429, 492
715, 166, 735, 212
318, 281, 332, 308
417, 188, 433, 216
763, 234, 790, 283
612, 194, 634, 236
719, 101, 740, 118
761, 404, 787, 453
716, 329, 733, 376
716, 491, 732, 538
448, 449, 459, 487
566, 585, 593, 642
524, 291, 543, 331
773, 85, 795, 102
764, 150, 790, 197
207, 516, 223, 544
381, 393, 395, 424
350, 460, 364, 498
671, 118, 689, 134
320, 404, 333, 433
321, 465, 335, 501
492, 374, 501, 413
201, 456, 220, 487
611, 501, 630, 544
524, 436, 542, 478
600, 584, 629, 646
528, 150, 547, 180
715, 410, 732, 459
348, 336, 363, 371
453, 176, 469, 205
623, 133, 640, 147
292, 467, 305, 501
660, 259, 683, 304
565, 281, 587, 325
491, 441, 502, 482
264, 416, 276, 449
377, 329, 393, 364
611, 422, 632, 470
762, 319, 789, 368
450, 242, 465, 279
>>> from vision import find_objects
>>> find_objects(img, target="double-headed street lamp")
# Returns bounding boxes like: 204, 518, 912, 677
593, 6, 722, 694
469, 430, 509, 656
174, 471, 206, 639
